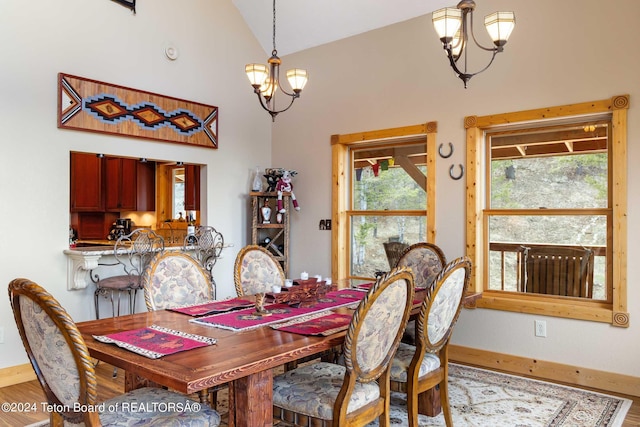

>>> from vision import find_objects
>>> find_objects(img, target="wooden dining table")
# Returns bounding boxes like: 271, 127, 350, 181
77, 296, 358, 427
76, 288, 480, 427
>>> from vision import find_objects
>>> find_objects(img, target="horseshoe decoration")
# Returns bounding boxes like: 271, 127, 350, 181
438, 142, 454, 158
449, 164, 464, 180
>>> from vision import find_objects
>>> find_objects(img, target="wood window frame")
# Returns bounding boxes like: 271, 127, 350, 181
465, 95, 629, 327
331, 122, 438, 281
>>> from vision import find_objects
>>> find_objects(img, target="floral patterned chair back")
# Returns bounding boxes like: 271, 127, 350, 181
272, 268, 415, 426
345, 267, 415, 382
420, 257, 470, 351
143, 251, 213, 311
233, 245, 285, 296
396, 242, 447, 290
8, 278, 221, 426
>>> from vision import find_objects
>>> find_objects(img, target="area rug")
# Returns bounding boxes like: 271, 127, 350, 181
363, 364, 631, 427
24, 364, 631, 427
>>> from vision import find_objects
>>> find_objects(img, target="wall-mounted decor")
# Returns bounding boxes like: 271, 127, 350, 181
58, 73, 218, 149
110, 0, 136, 13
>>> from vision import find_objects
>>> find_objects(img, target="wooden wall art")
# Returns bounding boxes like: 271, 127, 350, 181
58, 73, 218, 149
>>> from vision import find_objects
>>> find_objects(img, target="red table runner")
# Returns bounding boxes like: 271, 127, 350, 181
93, 324, 217, 359
167, 297, 254, 316
191, 289, 365, 331
272, 312, 353, 336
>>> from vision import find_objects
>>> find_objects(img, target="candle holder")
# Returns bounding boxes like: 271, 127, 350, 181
254, 292, 272, 316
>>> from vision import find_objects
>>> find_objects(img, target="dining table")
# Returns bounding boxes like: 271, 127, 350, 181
76, 285, 480, 427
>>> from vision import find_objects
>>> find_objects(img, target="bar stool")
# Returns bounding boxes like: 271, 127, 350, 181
92, 228, 164, 319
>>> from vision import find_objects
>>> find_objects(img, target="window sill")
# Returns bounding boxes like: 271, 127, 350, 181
472, 291, 628, 327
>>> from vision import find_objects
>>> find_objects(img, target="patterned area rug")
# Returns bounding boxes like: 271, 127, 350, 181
25, 364, 631, 427
363, 364, 631, 427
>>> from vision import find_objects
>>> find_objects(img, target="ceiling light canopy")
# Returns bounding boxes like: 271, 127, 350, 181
245, 0, 309, 121
433, 0, 515, 88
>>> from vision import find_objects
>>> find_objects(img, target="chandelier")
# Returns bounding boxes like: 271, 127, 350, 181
245, 0, 309, 121
432, 0, 515, 88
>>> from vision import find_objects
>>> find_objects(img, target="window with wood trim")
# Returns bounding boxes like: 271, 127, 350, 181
331, 123, 437, 282
465, 95, 629, 326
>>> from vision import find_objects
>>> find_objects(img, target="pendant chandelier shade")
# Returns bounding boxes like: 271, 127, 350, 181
245, 0, 308, 121
432, 0, 515, 88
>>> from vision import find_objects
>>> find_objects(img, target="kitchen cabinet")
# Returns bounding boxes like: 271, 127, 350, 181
70, 152, 104, 212
105, 157, 137, 211
184, 164, 200, 211
250, 192, 290, 276
136, 160, 156, 211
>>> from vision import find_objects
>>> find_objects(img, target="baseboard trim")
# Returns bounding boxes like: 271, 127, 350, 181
0, 363, 36, 388
450, 344, 640, 397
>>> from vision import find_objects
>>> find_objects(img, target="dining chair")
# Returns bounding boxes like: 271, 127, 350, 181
142, 251, 213, 311
272, 267, 415, 427
92, 228, 164, 319
8, 278, 220, 427
141, 251, 224, 409
389, 256, 471, 427
395, 242, 447, 345
183, 225, 225, 299
233, 244, 285, 296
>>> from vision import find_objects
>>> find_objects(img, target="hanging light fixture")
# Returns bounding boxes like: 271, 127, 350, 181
245, 0, 308, 121
432, 0, 515, 88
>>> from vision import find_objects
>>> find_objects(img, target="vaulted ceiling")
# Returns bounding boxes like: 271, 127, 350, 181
232, 0, 451, 56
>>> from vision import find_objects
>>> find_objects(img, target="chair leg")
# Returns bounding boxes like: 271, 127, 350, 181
440, 379, 453, 427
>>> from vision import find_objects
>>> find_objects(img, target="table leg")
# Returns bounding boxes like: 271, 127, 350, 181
418, 384, 442, 417
228, 370, 273, 427
124, 371, 161, 392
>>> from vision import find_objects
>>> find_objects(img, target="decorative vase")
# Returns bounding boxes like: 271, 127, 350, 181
252, 166, 263, 192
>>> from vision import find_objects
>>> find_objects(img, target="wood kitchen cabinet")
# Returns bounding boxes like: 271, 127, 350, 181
184, 164, 200, 211
105, 157, 137, 211
136, 160, 156, 211
70, 152, 104, 212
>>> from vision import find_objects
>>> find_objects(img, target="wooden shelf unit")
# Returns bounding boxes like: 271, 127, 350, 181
250, 192, 290, 276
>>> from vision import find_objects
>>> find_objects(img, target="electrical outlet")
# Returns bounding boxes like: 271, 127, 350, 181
534, 320, 547, 337
0, 327, 4, 343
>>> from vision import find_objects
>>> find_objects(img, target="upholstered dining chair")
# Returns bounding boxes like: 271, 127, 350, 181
142, 251, 213, 311
141, 251, 223, 408
233, 244, 285, 296
395, 242, 447, 346
389, 256, 471, 427
8, 278, 220, 427
272, 267, 415, 427
92, 228, 164, 319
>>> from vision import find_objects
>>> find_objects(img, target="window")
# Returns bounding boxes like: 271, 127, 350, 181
465, 95, 629, 326
331, 122, 438, 281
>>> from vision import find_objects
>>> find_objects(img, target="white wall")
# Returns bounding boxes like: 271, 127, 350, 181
0, 0, 273, 368
273, 0, 640, 377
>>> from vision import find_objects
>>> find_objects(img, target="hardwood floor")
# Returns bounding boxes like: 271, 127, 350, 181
1, 361, 638, 427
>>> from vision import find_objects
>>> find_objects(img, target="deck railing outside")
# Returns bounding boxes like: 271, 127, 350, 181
488, 242, 607, 300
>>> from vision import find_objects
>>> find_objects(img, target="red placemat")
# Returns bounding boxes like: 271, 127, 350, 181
168, 298, 254, 316
272, 312, 353, 336
191, 289, 365, 331
93, 325, 217, 359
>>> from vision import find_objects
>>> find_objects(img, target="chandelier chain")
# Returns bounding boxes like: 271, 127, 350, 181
272, 0, 277, 53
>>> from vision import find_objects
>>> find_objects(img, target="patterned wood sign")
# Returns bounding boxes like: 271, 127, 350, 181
58, 73, 218, 149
